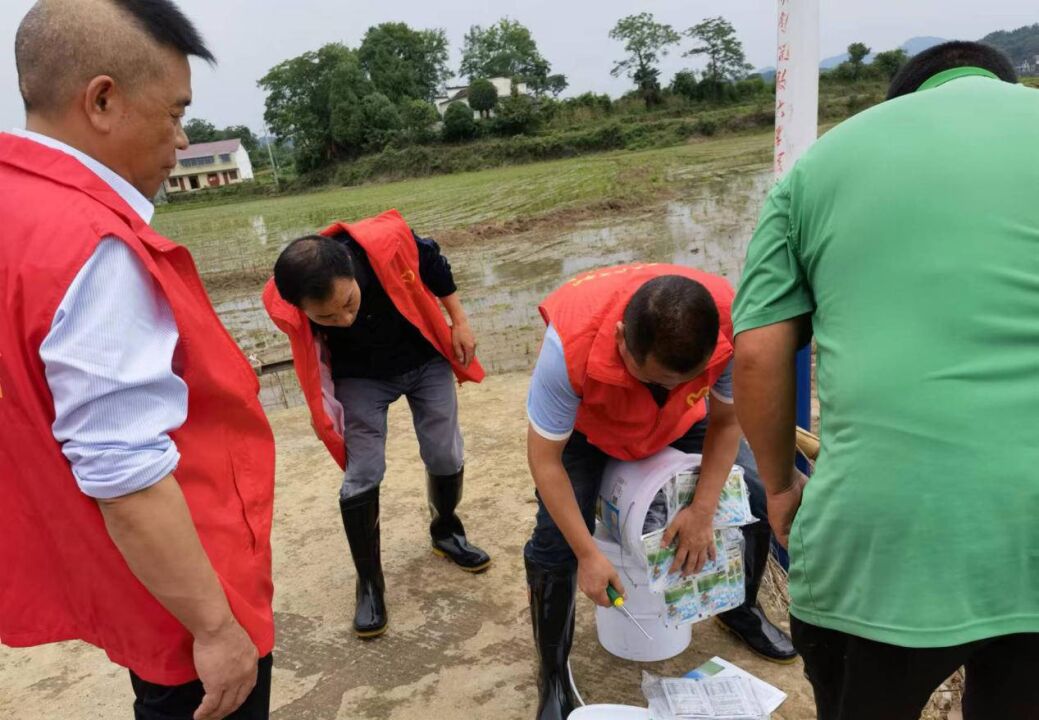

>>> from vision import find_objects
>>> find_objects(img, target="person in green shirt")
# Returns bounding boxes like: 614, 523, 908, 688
733, 42, 1039, 720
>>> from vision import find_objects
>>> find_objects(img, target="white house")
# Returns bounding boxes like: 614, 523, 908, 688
167, 139, 254, 193
433, 77, 530, 118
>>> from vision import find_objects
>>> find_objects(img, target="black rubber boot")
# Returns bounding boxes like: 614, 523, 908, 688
339, 488, 388, 638
526, 558, 579, 720
717, 523, 797, 663
427, 468, 492, 573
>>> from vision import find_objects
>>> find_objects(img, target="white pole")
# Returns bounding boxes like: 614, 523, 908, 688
776, 0, 820, 453
774, 0, 820, 178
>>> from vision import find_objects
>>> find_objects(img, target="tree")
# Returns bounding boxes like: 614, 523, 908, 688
183, 118, 218, 143
539, 74, 569, 98
684, 17, 753, 82
468, 78, 499, 118
671, 70, 699, 100
359, 93, 402, 152
259, 43, 372, 171
400, 99, 439, 144
442, 101, 477, 141
609, 13, 681, 109
358, 22, 450, 103
525, 60, 569, 97
223, 124, 259, 156
872, 48, 908, 80
848, 42, 871, 68
459, 18, 551, 88
846, 42, 871, 80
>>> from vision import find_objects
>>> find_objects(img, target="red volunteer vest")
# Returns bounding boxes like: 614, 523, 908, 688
0, 134, 276, 685
539, 263, 735, 461
263, 210, 484, 469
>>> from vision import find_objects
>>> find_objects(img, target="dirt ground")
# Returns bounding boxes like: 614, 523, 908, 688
0, 372, 816, 720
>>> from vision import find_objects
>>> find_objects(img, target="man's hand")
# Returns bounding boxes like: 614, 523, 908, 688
451, 321, 477, 368
662, 504, 716, 576
577, 547, 625, 607
192, 619, 259, 720
97, 477, 260, 719
767, 470, 808, 549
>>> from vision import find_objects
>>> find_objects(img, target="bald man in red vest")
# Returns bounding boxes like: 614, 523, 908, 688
1, 2, 274, 718
524, 264, 795, 720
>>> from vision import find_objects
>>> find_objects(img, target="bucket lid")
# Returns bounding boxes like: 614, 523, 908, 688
567, 704, 651, 719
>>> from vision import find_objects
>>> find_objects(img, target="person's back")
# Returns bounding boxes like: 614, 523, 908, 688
734, 41, 1039, 720
784, 69, 1039, 642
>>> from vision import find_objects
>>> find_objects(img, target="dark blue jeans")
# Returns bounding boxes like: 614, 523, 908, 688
523, 419, 768, 571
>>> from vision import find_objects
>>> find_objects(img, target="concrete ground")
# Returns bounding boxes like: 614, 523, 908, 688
0, 372, 816, 719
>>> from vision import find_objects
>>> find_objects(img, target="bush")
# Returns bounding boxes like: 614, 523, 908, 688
734, 76, 768, 99
695, 118, 718, 136
566, 92, 613, 114
359, 92, 401, 152
671, 70, 699, 100
400, 99, 439, 144
442, 101, 477, 142
537, 97, 561, 125
488, 94, 541, 137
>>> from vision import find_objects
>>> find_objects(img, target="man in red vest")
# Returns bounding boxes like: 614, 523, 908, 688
524, 264, 796, 719
264, 213, 490, 639
1, 2, 276, 718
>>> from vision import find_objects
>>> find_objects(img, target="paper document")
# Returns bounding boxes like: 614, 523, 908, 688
642, 671, 767, 719
685, 657, 787, 715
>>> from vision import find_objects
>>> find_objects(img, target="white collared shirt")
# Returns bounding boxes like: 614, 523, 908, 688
14, 129, 189, 499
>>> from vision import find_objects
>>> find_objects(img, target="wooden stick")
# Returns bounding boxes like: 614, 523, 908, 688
795, 426, 820, 462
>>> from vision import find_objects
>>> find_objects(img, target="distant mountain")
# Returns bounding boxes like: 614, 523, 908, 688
753, 25, 1039, 81
819, 36, 946, 69
981, 24, 1039, 65
902, 36, 947, 56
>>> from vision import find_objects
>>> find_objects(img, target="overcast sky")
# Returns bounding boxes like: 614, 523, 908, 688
1, 0, 1037, 133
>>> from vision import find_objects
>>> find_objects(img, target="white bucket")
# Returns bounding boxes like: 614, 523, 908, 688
598, 448, 702, 553
593, 526, 692, 662
568, 705, 651, 720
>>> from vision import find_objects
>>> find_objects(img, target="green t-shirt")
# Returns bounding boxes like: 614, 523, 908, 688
734, 70, 1039, 648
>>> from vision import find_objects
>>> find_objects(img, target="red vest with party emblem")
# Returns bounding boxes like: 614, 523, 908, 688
539, 263, 734, 460
263, 210, 484, 469
0, 133, 276, 685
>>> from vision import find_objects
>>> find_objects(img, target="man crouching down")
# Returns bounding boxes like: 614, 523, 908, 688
264, 210, 491, 638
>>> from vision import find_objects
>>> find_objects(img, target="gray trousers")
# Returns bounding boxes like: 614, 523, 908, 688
334, 357, 464, 500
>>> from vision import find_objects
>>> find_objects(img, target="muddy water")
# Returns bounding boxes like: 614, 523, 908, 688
193, 169, 771, 408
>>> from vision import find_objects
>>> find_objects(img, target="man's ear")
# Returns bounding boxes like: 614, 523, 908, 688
83, 75, 117, 134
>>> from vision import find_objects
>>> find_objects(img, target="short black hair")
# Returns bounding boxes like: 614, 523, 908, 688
274, 236, 355, 307
887, 41, 1017, 100
16, 0, 214, 115
111, 0, 215, 63
622, 275, 720, 374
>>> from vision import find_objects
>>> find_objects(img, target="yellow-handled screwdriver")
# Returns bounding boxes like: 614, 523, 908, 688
606, 585, 653, 640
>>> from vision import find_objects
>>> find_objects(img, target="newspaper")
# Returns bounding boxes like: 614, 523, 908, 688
685, 657, 787, 715
636, 467, 752, 626
639, 527, 744, 625
600, 463, 756, 626
642, 671, 768, 720
705, 466, 755, 528
642, 527, 741, 592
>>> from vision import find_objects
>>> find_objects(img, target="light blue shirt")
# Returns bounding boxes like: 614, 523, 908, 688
14, 129, 189, 499
527, 325, 734, 441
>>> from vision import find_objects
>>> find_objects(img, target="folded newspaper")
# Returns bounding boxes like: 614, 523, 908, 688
642, 671, 768, 720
